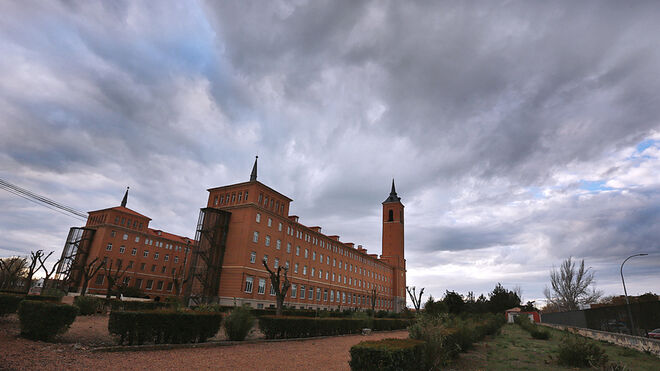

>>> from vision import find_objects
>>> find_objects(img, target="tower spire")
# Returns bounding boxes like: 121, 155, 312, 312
121, 187, 129, 207
383, 178, 400, 203
250, 156, 258, 182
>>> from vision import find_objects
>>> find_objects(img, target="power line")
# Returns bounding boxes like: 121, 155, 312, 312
0, 178, 88, 221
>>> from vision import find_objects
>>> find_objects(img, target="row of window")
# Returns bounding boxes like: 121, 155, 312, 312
243, 277, 392, 308
112, 215, 144, 230
105, 243, 181, 263
96, 274, 175, 292
110, 230, 186, 251
97, 257, 180, 276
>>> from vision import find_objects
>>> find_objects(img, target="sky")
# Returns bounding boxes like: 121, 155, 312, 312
1, 1, 659, 306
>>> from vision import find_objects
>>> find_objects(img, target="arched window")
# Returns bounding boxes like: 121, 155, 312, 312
388, 209, 394, 222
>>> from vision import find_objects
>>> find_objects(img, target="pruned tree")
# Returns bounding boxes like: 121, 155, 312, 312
24, 250, 44, 293
80, 257, 106, 296
263, 258, 290, 316
101, 259, 129, 299
543, 257, 603, 311
37, 251, 64, 290
406, 286, 424, 312
370, 287, 378, 313
172, 264, 192, 298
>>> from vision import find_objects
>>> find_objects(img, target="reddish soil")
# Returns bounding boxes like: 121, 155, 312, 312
0, 314, 408, 370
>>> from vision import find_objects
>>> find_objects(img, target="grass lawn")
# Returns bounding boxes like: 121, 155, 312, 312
475, 324, 659, 370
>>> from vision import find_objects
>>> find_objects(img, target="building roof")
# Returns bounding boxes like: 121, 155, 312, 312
383, 179, 402, 203
88, 206, 152, 220
207, 181, 293, 202
147, 228, 193, 244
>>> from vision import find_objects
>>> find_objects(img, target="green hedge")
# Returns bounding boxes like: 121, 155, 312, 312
514, 315, 550, 340
372, 318, 412, 331
108, 311, 223, 345
350, 338, 425, 371
259, 316, 369, 339
25, 295, 61, 302
0, 293, 24, 316
18, 300, 78, 341
74, 296, 105, 315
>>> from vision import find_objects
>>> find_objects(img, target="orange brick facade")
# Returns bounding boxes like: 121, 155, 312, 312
64, 160, 407, 311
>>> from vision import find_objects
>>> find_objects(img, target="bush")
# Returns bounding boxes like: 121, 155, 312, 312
531, 329, 550, 339
74, 296, 104, 315
0, 293, 24, 316
557, 334, 608, 368
120, 300, 170, 311
259, 316, 369, 339
120, 286, 147, 298
515, 315, 550, 340
18, 300, 78, 341
350, 338, 425, 371
372, 318, 412, 331
224, 306, 255, 341
41, 288, 65, 298
108, 310, 222, 345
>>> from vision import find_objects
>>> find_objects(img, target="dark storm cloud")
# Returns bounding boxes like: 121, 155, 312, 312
1, 0, 659, 300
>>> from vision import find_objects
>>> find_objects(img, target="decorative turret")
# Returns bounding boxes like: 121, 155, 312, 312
121, 187, 129, 207
250, 156, 258, 182
383, 179, 401, 203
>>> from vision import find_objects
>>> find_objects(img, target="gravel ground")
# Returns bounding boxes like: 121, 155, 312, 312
0, 314, 408, 371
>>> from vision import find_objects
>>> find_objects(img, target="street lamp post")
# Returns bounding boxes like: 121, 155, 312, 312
620, 253, 648, 336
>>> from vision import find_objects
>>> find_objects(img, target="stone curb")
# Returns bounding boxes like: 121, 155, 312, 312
91, 329, 407, 353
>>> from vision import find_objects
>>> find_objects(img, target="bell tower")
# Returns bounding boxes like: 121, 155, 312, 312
381, 179, 406, 312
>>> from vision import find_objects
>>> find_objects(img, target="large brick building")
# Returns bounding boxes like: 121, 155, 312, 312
60, 159, 407, 311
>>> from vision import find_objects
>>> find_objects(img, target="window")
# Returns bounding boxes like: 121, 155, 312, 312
332, 273, 335, 281
95, 275, 104, 285
151, 264, 156, 272
268, 218, 272, 227
238, 192, 242, 202
111, 230, 116, 237
256, 213, 261, 223
300, 285, 306, 299
167, 282, 173, 291
128, 261, 133, 268
311, 267, 315, 277
309, 287, 314, 300
291, 284, 297, 298
276, 240, 281, 250
316, 288, 321, 301
135, 236, 140, 243
123, 276, 130, 285
157, 281, 164, 290
287, 243, 291, 253
154, 252, 159, 260
333, 258, 336, 267
278, 223, 282, 231
319, 269, 322, 279
324, 289, 328, 301
327, 256, 330, 264
245, 276, 253, 293
143, 250, 149, 257
164, 254, 169, 261
265, 235, 270, 247
106, 243, 113, 251
312, 252, 316, 261
119, 245, 125, 254
304, 249, 308, 258
244, 191, 248, 200
258, 278, 266, 294
253, 231, 259, 243
135, 278, 142, 288
285, 260, 289, 269
263, 255, 268, 264
174, 256, 179, 263
330, 290, 334, 301
123, 234, 128, 240
319, 253, 322, 262
146, 280, 153, 290
250, 251, 256, 263
274, 258, 279, 269
161, 266, 166, 273
270, 284, 276, 296
294, 263, 299, 273
296, 246, 300, 256
303, 266, 307, 275
388, 209, 394, 221
140, 263, 146, 271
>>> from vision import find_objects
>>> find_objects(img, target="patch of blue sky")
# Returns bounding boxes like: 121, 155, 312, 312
631, 139, 659, 160
579, 180, 614, 192
527, 187, 545, 199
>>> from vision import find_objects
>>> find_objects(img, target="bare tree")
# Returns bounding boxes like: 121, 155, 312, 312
80, 257, 106, 296
101, 259, 129, 299
370, 287, 378, 313
0, 257, 28, 290
37, 251, 65, 291
406, 286, 425, 312
263, 259, 290, 316
172, 264, 191, 298
544, 257, 603, 311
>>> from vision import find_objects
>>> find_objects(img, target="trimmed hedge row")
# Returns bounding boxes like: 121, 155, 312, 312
258, 316, 411, 339
73, 296, 173, 315
372, 318, 412, 331
0, 293, 24, 316
109, 311, 223, 345
350, 338, 425, 371
25, 295, 61, 302
18, 300, 78, 341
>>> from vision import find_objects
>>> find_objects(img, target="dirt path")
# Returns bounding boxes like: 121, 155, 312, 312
1, 314, 408, 371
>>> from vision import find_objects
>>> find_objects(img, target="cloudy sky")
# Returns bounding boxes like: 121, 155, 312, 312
1, 1, 659, 306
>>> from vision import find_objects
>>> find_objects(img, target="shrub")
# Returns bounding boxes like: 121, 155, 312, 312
25, 295, 61, 302
515, 315, 550, 340
74, 296, 104, 315
224, 306, 255, 341
41, 288, 65, 298
557, 334, 608, 368
120, 300, 170, 311
372, 318, 412, 331
531, 329, 550, 339
18, 300, 78, 341
349, 338, 425, 371
0, 293, 24, 316
259, 316, 368, 339
108, 310, 222, 345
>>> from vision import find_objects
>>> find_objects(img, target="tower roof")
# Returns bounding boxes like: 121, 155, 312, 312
121, 187, 129, 207
383, 179, 401, 203
250, 156, 258, 182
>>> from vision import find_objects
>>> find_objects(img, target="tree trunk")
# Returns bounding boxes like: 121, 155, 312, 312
80, 276, 90, 296
276, 294, 285, 316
